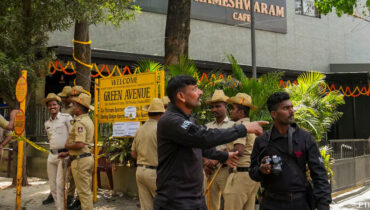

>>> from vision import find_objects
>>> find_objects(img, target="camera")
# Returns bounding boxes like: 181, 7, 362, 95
263, 155, 282, 175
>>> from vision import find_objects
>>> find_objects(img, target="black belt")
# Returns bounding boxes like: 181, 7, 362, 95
137, 164, 157, 169
70, 153, 91, 162
50, 148, 68, 154
264, 191, 306, 201
229, 167, 250, 173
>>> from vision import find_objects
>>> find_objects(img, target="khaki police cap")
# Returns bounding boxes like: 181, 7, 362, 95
227, 93, 257, 110
42, 93, 62, 106
71, 93, 94, 111
58, 86, 72, 97
206, 90, 229, 104
143, 98, 165, 113
72, 86, 85, 96
161, 96, 170, 106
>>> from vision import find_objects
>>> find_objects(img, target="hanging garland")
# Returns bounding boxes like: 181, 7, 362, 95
47, 60, 370, 98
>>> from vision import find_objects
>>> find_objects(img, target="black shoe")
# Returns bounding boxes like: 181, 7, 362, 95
67, 199, 81, 210
67, 195, 74, 206
42, 193, 54, 205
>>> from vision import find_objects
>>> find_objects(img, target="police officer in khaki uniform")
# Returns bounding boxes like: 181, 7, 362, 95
72, 86, 86, 97
67, 85, 88, 209
58, 86, 76, 206
42, 93, 73, 210
204, 90, 234, 210
0, 110, 18, 131
59, 93, 94, 210
0, 110, 18, 157
131, 98, 165, 210
58, 86, 74, 115
223, 93, 260, 210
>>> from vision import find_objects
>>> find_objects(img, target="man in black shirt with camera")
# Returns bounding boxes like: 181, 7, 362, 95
155, 75, 268, 210
249, 92, 331, 210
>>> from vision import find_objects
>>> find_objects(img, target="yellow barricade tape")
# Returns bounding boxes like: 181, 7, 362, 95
11, 134, 49, 154
10, 134, 104, 158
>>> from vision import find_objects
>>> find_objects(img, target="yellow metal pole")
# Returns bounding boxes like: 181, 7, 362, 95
160, 70, 165, 98
16, 70, 27, 210
93, 78, 99, 202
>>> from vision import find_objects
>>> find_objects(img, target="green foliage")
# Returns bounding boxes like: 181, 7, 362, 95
0, 0, 140, 108
225, 55, 283, 123
167, 55, 199, 79
0, 1, 66, 108
285, 72, 345, 142
137, 59, 164, 73
315, 0, 369, 17
102, 136, 135, 165
65, 0, 141, 26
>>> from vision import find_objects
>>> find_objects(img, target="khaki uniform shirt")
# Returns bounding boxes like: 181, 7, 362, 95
226, 117, 256, 167
131, 119, 158, 166
206, 117, 235, 151
45, 112, 73, 150
0, 114, 9, 129
68, 113, 94, 156
61, 103, 74, 116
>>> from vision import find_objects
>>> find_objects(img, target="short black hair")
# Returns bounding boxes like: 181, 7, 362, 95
267, 92, 290, 112
235, 104, 250, 117
167, 75, 197, 103
148, 112, 163, 117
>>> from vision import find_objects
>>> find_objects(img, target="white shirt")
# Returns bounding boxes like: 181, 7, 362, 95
45, 112, 73, 150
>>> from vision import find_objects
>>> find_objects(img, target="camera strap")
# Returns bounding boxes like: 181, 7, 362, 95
266, 125, 293, 155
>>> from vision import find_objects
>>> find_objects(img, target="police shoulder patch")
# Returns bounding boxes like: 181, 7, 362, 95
181, 120, 192, 130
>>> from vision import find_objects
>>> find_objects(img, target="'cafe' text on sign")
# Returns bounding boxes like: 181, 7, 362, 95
98, 72, 159, 123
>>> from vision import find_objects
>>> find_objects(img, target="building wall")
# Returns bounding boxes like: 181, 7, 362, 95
48, 1, 370, 72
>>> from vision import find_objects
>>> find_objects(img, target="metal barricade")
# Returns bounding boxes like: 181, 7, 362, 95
329, 139, 370, 159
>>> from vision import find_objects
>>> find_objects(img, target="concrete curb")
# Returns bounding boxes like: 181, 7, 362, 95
332, 181, 370, 203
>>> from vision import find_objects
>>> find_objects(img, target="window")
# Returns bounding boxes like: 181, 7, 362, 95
295, 0, 320, 18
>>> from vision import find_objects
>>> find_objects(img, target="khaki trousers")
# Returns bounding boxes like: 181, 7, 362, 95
47, 153, 67, 210
67, 166, 76, 196
223, 172, 260, 210
136, 166, 157, 210
205, 167, 229, 210
71, 156, 94, 210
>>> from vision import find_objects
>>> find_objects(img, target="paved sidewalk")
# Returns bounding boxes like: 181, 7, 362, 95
0, 177, 140, 210
331, 186, 370, 210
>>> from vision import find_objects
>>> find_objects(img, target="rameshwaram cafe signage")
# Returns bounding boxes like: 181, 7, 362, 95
136, 0, 287, 33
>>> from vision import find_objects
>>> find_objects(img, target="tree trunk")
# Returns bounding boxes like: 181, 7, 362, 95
74, 20, 91, 91
164, 0, 191, 66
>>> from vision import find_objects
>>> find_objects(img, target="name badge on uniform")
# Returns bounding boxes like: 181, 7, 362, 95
78, 127, 83, 133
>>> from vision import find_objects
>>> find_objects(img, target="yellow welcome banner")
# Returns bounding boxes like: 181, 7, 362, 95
98, 71, 164, 123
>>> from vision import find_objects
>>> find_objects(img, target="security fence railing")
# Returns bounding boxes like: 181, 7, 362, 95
329, 139, 370, 159
26, 104, 48, 139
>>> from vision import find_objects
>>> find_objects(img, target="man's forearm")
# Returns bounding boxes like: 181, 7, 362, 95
249, 166, 264, 182
202, 148, 228, 163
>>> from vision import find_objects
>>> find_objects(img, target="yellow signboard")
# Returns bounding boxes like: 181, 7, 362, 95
16, 76, 27, 103
14, 109, 25, 136
98, 72, 161, 123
